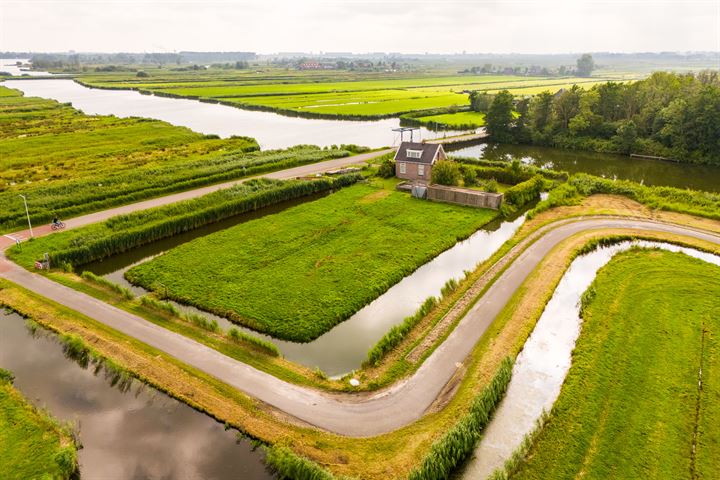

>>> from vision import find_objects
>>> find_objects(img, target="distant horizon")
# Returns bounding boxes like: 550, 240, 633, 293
2, 0, 718, 54
4, 50, 718, 57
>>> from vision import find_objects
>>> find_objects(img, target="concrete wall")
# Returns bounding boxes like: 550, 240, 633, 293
396, 161, 432, 183
427, 184, 503, 210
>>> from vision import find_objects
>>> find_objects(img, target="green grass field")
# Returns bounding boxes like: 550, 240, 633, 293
0, 368, 78, 479
0, 86, 354, 232
79, 72, 613, 118
125, 179, 498, 341
513, 249, 720, 479
414, 111, 486, 129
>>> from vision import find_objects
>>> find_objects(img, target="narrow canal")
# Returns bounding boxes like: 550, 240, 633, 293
448, 142, 720, 192
0, 310, 274, 480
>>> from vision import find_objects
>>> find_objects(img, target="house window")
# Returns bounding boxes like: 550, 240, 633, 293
399, 162, 407, 174
418, 164, 425, 177
406, 149, 423, 159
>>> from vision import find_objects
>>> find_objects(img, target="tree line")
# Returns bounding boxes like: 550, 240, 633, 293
478, 71, 720, 165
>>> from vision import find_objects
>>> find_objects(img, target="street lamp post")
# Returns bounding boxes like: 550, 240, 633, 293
18, 194, 33, 238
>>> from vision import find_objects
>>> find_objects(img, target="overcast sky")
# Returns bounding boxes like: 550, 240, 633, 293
1, 0, 718, 54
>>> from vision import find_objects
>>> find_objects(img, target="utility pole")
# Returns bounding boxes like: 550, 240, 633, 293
18, 194, 33, 238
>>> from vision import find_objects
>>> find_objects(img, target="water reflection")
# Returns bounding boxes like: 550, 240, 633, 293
448, 142, 720, 192
462, 241, 720, 479
3, 79, 471, 150
87, 209, 527, 377
0, 311, 274, 480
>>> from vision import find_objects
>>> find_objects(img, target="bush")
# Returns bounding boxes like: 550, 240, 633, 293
265, 445, 336, 480
408, 357, 514, 480
0, 367, 14, 383
9, 174, 362, 268
136, 70, 149, 78
431, 160, 461, 186
461, 166, 478, 187
81, 271, 135, 300
528, 173, 720, 220
227, 327, 280, 357
377, 158, 396, 178
483, 178, 499, 193
364, 296, 438, 367
503, 175, 544, 207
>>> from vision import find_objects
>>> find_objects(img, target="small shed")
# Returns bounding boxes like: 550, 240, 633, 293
394, 142, 447, 183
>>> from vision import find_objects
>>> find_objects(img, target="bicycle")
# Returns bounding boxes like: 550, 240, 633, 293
51, 221, 66, 231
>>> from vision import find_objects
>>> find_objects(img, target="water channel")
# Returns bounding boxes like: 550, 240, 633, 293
4, 72, 720, 477
462, 241, 720, 479
84, 197, 528, 377
0, 310, 274, 480
450, 142, 720, 192
3, 78, 470, 150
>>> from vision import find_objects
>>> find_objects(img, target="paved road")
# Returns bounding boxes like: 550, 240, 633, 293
0, 148, 394, 249
2, 214, 718, 437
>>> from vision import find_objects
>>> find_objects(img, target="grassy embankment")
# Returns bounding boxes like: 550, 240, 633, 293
125, 178, 498, 341
510, 249, 720, 479
77, 73, 610, 119
3, 200, 719, 479
0, 367, 78, 479
0, 85, 354, 232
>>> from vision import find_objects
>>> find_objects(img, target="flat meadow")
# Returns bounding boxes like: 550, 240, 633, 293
512, 249, 720, 479
125, 178, 499, 341
0, 86, 351, 232
79, 72, 612, 118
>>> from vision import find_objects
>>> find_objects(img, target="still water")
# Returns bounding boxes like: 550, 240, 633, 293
462, 241, 720, 479
1, 58, 52, 77
3, 78, 471, 150
85, 202, 528, 377
449, 142, 720, 192
0, 310, 274, 480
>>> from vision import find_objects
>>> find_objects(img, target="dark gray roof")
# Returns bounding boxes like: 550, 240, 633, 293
393, 142, 442, 165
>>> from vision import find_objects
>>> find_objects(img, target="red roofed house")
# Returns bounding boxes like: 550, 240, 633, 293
394, 142, 447, 183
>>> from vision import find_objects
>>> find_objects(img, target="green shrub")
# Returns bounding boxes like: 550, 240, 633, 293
504, 175, 544, 207
483, 178, 499, 193
408, 357, 514, 480
265, 445, 336, 480
226, 327, 280, 357
9, 174, 362, 269
431, 160, 461, 186
527, 173, 720, 220
0, 367, 14, 384
81, 271, 135, 300
377, 158, 396, 178
364, 296, 438, 367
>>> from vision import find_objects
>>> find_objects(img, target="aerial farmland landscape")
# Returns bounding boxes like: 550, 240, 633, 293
0, 1, 719, 479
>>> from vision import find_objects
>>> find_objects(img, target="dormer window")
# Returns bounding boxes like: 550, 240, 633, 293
406, 149, 423, 159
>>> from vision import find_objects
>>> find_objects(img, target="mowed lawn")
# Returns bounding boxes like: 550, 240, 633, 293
415, 111, 486, 128
126, 180, 498, 341
513, 249, 720, 480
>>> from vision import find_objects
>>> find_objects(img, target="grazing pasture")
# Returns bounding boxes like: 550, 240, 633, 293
512, 249, 720, 479
0, 86, 353, 232
125, 179, 498, 341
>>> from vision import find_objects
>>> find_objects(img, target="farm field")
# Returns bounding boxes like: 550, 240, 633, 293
0, 86, 352, 232
79, 72, 615, 118
512, 249, 720, 479
0, 368, 78, 479
125, 178, 499, 341
413, 111, 486, 129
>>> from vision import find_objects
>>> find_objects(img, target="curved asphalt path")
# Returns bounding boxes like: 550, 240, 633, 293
2, 214, 718, 437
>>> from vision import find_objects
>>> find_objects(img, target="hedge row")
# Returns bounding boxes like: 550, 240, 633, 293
528, 173, 720, 220
408, 356, 514, 480
9, 174, 362, 268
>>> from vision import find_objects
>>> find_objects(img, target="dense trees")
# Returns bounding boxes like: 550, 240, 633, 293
483, 72, 720, 165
